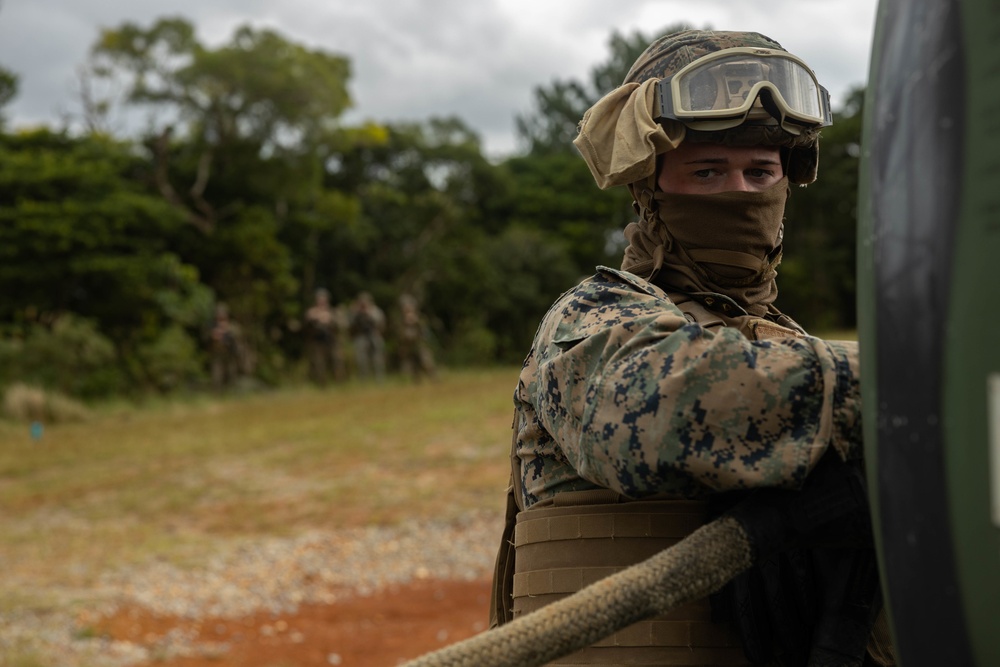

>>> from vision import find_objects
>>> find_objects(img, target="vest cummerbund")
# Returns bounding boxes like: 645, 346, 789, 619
513, 496, 751, 666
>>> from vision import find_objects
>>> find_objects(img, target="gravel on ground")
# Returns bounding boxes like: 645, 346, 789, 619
0, 511, 504, 667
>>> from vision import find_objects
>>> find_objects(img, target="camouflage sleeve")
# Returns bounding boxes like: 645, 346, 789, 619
527, 272, 862, 499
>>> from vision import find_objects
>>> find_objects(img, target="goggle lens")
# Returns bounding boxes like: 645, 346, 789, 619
659, 48, 832, 130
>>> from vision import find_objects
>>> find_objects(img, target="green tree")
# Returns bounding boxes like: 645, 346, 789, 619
324, 118, 512, 353
501, 151, 633, 271
781, 87, 865, 331
304, 114, 583, 364
87, 17, 372, 377
89, 16, 354, 233
0, 65, 17, 128
0, 129, 211, 394
507, 24, 696, 286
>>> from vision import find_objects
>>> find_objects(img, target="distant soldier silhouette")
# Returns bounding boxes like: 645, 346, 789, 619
349, 291, 386, 382
304, 288, 346, 386
208, 303, 246, 391
396, 293, 436, 382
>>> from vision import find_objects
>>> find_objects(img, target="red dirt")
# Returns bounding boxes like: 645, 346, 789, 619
95, 577, 493, 667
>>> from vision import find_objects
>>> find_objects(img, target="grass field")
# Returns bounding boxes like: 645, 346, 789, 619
0, 368, 520, 612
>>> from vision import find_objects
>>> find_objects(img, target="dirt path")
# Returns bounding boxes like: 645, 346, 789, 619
96, 577, 493, 667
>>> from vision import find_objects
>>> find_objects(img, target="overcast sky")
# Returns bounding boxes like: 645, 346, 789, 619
0, 0, 878, 159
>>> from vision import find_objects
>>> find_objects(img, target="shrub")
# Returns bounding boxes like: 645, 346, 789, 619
135, 324, 205, 392
2, 383, 90, 423
444, 317, 497, 367
0, 315, 125, 398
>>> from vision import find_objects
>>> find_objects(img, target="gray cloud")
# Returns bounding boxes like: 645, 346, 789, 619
0, 0, 877, 158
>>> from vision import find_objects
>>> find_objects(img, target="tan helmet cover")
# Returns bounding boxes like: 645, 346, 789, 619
573, 30, 822, 191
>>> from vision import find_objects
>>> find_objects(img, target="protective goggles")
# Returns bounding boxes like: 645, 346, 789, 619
654, 47, 833, 134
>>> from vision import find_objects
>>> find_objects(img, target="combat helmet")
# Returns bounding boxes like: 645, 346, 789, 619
625, 29, 830, 186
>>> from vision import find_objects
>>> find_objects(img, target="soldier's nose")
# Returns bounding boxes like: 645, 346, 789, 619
728, 174, 753, 192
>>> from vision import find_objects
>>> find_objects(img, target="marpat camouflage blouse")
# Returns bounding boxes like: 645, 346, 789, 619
514, 266, 862, 508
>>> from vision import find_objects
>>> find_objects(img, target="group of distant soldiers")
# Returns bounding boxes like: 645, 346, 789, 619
208, 290, 436, 391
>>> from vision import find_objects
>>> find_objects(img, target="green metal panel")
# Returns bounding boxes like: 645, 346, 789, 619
944, 0, 1000, 662
859, 0, 1000, 664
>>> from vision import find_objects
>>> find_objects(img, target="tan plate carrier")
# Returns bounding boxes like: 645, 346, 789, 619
506, 491, 751, 666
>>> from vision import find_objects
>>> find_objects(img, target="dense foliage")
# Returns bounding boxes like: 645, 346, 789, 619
0, 20, 864, 399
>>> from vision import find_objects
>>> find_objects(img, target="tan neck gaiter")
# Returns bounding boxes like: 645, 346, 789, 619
622, 178, 789, 317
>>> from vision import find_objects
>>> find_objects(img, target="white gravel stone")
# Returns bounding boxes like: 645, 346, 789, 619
0, 511, 503, 667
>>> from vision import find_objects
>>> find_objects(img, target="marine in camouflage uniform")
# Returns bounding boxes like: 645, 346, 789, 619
396, 293, 436, 382
349, 291, 386, 382
492, 30, 892, 667
208, 302, 247, 391
304, 288, 346, 386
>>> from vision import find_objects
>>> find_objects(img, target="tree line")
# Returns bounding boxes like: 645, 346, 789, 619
0, 18, 864, 400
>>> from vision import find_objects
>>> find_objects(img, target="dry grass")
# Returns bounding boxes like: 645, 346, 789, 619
2, 383, 91, 423
0, 368, 519, 610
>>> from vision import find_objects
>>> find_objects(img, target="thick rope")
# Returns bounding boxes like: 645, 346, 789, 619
400, 516, 754, 667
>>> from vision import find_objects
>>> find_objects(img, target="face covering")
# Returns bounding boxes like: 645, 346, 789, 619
622, 177, 790, 316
